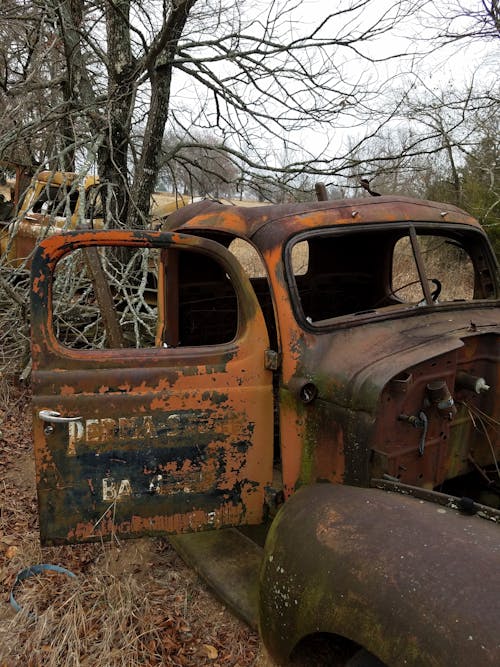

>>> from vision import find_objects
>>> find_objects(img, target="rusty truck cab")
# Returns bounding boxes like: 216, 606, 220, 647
166, 197, 499, 503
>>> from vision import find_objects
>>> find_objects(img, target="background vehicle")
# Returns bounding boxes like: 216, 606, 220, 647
0, 165, 186, 266
30, 196, 500, 666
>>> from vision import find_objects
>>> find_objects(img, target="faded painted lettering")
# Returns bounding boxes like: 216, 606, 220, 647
102, 478, 132, 501
66, 412, 217, 456
68, 420, 84, 455
68, 415, 159, 455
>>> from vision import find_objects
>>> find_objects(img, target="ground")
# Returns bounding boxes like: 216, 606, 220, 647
0, 382, 273, 667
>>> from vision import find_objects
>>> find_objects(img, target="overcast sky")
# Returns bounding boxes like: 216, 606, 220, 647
166, 0, 498, 164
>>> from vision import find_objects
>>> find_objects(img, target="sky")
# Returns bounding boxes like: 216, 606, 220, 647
166, 0, 498, 169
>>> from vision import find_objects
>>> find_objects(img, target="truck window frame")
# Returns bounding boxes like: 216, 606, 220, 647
31, 230, 266, 365
284, 222, 500, 332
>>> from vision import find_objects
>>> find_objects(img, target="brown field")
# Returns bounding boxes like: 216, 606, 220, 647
0, 183, 264, 211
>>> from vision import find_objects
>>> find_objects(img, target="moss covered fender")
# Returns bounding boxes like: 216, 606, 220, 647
259, 483, 500, 666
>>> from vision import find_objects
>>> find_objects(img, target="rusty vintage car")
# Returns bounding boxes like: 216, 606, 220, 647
30, 196, 499, 666
0, 166, 187, 266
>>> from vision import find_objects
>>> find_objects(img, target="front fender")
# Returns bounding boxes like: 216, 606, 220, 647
259, 483, 500, 666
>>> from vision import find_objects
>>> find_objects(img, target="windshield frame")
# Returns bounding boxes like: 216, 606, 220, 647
284, 221, 500, 332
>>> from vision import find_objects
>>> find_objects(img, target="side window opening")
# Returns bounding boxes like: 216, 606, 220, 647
53, 247, 160, 349
52, 245, 239, 350
153, 230, 276, 353
228, 238, 266, 278
174, 249, 238, 346
227, 237, 278, 351
32, 184, 79, 217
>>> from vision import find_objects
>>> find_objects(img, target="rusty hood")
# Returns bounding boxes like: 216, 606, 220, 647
291, 306, 499, 413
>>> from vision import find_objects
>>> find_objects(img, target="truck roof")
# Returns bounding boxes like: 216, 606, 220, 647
164, 195, 480, 244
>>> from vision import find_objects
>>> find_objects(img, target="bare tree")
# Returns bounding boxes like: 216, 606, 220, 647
421, 0, 500, 42
342, 76, 499, 257
159, 132, 239, 198
1, 0, 435, 227
1, 0, 498, 377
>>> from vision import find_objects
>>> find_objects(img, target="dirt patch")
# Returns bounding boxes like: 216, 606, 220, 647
0, 384, 274, 666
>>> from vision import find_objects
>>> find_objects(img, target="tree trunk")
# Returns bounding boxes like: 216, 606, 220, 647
98, 0, 135, 226
127, 0, 198, 228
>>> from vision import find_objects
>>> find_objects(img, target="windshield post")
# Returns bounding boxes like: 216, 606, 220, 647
409, 226, 433, 305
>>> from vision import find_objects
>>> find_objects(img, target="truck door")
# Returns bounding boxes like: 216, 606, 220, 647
31, 230, 273, 545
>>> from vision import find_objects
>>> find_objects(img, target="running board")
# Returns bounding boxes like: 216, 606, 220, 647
169, 528, 263, 629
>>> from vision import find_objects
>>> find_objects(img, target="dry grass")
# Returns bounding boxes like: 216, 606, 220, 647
392, 236, 474, 302
0, 386, 272, 667
2, 545, 259, 666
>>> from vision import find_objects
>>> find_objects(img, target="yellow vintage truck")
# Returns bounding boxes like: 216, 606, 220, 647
0, 167, 186, 265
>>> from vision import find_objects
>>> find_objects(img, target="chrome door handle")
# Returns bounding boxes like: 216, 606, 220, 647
38, 409, 82, 423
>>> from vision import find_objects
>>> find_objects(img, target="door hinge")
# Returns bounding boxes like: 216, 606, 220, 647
264, 349, 281, 371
